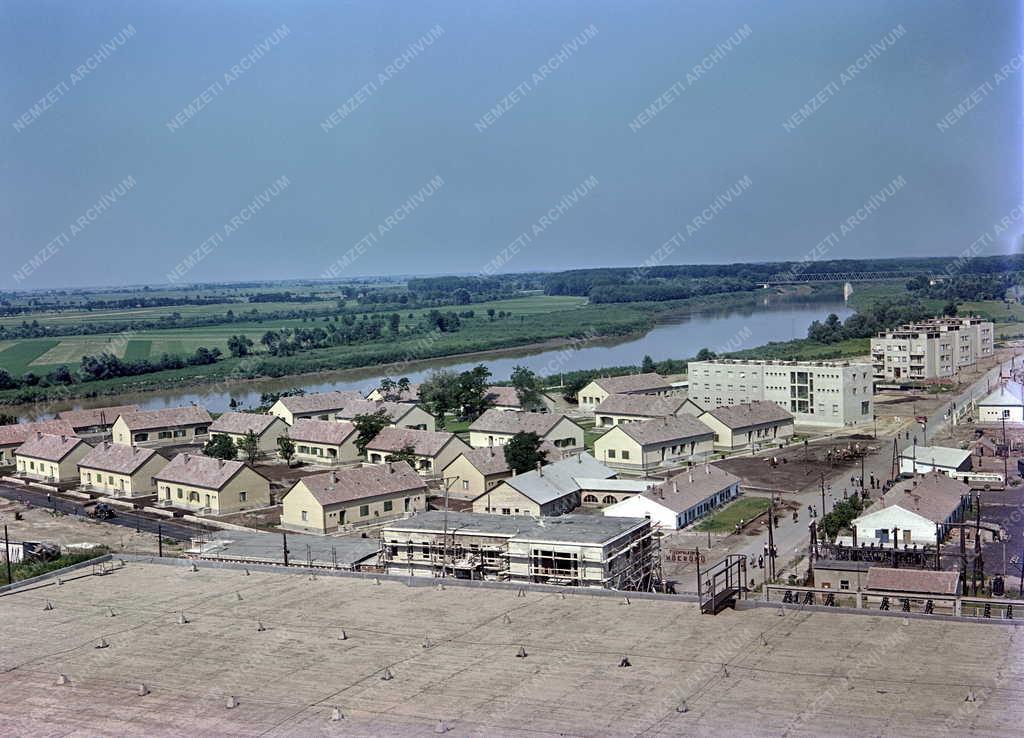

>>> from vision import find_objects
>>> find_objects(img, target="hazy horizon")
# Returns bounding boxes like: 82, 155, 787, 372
3, 0, 1022, 290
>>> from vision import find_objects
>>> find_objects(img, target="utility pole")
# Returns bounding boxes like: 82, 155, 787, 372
3, 525, 11, 585
767, 498, 776, 582
158, 524, 163, 558
440, 476, 458, 579
820, 474, 825, 519
1002, 416, 1008, 484
973, 495, 982, 596
282, 531, 290, 567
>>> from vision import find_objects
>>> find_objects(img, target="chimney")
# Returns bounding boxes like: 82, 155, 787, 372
672, 482, 678, 495
388, 462, 395, 474
536, 461, 542, 476
36, 431, 42, 439
331, 471, 338, 483
60, 434, 66, 443
184, 454, 190, 463
218, 459, 225, 467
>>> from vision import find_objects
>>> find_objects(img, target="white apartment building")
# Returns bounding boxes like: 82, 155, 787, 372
870, 316, 993, 382
686, 359, 873, 428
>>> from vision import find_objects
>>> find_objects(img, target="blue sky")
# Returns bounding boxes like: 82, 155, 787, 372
1, 0, 1021, 289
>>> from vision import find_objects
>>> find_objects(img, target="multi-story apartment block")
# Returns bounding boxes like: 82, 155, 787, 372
870, 317, 994, 382
687, 359, 874, 428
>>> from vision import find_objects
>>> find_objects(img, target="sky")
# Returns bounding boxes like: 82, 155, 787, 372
1, 0, 1021, 290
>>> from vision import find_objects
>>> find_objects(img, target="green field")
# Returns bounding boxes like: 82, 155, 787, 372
694, 496, 771, 532
0, 339, 60, 375
959, 299, 1024, 323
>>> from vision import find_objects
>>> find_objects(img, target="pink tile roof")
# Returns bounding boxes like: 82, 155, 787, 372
289, 419, 357, 446
78, 441, 164, 475
57, 405, 140, 430
154, 453, 261, 490
290, 462, 426, 506
866, 567, 961, 596
209, 412, 281, 436
117, 406, 212, 432
0, 420, 77, 448
366, 427, 460, 456
16, 432, 90, 462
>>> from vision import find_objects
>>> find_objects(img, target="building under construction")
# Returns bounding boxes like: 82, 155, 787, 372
380, 511, 659, 590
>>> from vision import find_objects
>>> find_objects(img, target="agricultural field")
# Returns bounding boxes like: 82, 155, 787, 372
959, 299, 1024, 323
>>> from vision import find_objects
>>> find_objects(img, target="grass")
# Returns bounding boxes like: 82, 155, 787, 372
123, 340, 152, 361
0, 547, 109, 586
694, 496, 771, 532
0, 339, 60, 375
959, 300, 1024, 323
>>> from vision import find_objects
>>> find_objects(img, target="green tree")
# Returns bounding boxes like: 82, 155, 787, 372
510, 365, 545, 411
641, 355, 656, 374
235, 430, 260, 464
203, 433, 238, 460
562, 376, 589, 403
457, 364, 492, 420
504, 431, 548, 475
378, 376, 411, 402
353, 409, 392, 453
820, 496, 865, 540
0, 413, 18, 426
227, 335, 254, 357
419, 369, 461, 429
695, 348, 717, 361
277, 435, 296, 466
388, 313, 401, 334
384, 444, 419, 468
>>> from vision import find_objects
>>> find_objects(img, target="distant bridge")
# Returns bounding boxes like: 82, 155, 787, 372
762, 271, 924, 286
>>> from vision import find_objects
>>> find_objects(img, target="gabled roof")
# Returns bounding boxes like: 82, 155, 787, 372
978, 381, 1024, 407
154, 453, 262, 490
866, 567, 961, 595
0, 420, 76, 447
15, 432, 89, 462
366, 427, 459, 456
637, 464, 741, 513
334, 399, 418, 422
591, 373, 670, 394
594, 393, 685, 417
288, 461, 426, 506
449, 446, 512, 476
275, 391, 363, 415
610, 415, 713, 447
116, 406, 212, 431
484, 386, 522, 409
210, 412, 281, 436
469, 409, 573, 436
499, 452, 614, 505
78, 441, 163, 475
868, 472, 968, 524
702, 401, 793, 430
288, 419, 357, 445
56, 405, 140, 430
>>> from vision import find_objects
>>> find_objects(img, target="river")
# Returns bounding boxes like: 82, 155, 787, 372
19, 296, 852, 418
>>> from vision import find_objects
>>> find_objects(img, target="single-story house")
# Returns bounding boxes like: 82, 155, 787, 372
333, 399, 435, 432
593, 393, 688, 428
15, 432, 92, 483
288, 419, 362, 465
0, 420, 78, 468
268, 390, 364, 425
483, 385, 554, 412
698, 401, 795, 451
154, 453, 271, 515
365, 382, 422, 403
841, 473, 970, 547
111, 407, 212, 447
208, 412, 288, 459
365, 427, 471, 476
279, 461, 427, 534
442, 446, 514, 499
977, 381, 1024, 422
676, 398, 706, 416
468, 409, 584, 450
577, 373, 672, 409
577, 477, 656, 507
56, 404, 140, 435
602, 464, 741, 529
898, 446, 972, 477
470, 452, 615, 517
78, 441, 168, 497
593, 415, 714, 473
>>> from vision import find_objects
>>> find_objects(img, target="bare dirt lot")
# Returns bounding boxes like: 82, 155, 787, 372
717, 439, 882, 494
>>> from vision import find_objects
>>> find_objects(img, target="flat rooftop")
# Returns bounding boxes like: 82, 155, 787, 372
384, 510, 647, 544
0, 561, 1019, 736
193, 530, 380, 568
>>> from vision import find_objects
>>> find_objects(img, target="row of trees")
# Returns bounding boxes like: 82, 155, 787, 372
806, 297, 942, 345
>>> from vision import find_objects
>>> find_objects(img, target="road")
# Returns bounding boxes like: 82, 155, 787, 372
0, 483, 212, 541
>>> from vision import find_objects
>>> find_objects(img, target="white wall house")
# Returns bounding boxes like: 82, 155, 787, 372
602, 465, 740, 530
977, 382, 1024, 422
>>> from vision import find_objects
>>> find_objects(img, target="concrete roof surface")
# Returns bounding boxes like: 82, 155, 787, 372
504, 452, 614, 505
385, 509, 645, 544
78, 441, 163, 475
1, 561, 1018, 737
898, 445, 972, 469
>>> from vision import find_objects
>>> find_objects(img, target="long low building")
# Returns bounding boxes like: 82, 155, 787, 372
289, 419, 362, 465
603, 464, 741, 530
56, 404, 140, 435
470, 452, 615, 516
468, 409, 583, 450
112, 406, 212, 447
698, 400, 794, 451
898, 445, 972, 476
207, 412, 288, 459
381, 510, 657, 589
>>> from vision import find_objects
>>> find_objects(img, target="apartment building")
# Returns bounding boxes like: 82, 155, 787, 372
687, 359, 873, 428
870, 316, 994, 382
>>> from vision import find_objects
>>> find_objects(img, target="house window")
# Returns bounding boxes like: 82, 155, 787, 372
502, 508, 511, 515
301, 510, 308, 522
177, 488, 183, 499
621, 450, 630, 460
383, 500, 393, 512
462, 480, 469, 490
134, 433, 149, 442
158, 431, 173, 439
839, 580, 850, 590
360, 504, 370, 517
607, 450, 616, 459
602, 495, 617, 504
583, 494, 598, 503
239, 491, 247, 502
174, 429, 187, 437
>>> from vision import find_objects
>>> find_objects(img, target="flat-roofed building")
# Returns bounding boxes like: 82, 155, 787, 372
365, 427, 470, 476
602, 464, 740, 529
56, 404, 140, 435
268, 390, 363, 425
470, 452, 615, 516
577, 373, 672, 409
870, 316, 994, 381
0, 420, 76, 467
154, 453, 270, 515
698, 400, 794, 451
77, 441, 168, 496
593, 393, 688, 428
381, 510, 656, 589
288, 419, 361, 465
468, 409, 583, 450
332, 399, 435, 432
687, 358, 873, 428
15, 432, 91, 483
977, 381, 1024, 422
111, 407, 212, 447
593, 415, 714, 473
280, 461, 427, 534
208, 412, 288, 459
